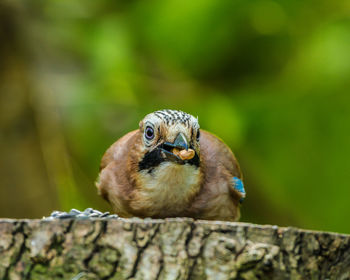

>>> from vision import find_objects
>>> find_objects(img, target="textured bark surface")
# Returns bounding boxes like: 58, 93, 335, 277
0, 218, 349, 280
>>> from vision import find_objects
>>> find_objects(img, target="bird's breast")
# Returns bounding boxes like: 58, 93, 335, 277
132, 162, 202, 217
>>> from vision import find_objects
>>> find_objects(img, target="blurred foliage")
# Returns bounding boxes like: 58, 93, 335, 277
1, 0, 350, 233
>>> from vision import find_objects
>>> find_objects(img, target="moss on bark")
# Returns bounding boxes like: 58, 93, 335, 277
0, 218, 349, 279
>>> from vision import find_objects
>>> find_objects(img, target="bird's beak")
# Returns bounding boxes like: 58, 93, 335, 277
165, 133, 188, 150
159, 133, 189, 163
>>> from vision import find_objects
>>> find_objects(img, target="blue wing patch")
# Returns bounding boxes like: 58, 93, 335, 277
233, 177, 246, 203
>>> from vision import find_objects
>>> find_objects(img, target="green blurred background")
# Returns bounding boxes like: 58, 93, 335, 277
1, 0, 350, 233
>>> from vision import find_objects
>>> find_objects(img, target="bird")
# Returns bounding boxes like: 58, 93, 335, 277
96, 109, 245, 221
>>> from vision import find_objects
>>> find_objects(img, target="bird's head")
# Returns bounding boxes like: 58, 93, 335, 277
138, 109, 200, 171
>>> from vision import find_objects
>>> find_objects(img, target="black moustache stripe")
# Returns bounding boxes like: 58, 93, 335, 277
138, 149, 200, 171
138, 149, 165, 171
186, 152, 200, 167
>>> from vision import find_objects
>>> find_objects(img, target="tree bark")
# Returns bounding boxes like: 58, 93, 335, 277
0, 218, 349, 280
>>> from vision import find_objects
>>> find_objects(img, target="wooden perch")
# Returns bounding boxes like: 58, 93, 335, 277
0, 218, 349, 279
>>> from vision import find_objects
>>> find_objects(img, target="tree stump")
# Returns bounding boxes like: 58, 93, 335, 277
0, 218, 349, 279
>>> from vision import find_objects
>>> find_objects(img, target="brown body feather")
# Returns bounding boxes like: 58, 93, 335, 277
97, 129, 243, 221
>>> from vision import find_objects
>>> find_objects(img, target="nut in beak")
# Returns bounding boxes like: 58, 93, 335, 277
172, 148, 195, 160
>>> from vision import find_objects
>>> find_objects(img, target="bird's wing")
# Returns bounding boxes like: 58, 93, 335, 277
190, 130, 244, 220
97, 130, 139, 217
99, 130, 139, 171
201, 130, 245, 201
200, 129, 242, 178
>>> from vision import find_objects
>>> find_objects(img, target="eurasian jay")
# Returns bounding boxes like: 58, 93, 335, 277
97, 109, 245, 221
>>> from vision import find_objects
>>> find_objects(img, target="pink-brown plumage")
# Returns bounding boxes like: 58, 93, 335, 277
97, 110, 244, 221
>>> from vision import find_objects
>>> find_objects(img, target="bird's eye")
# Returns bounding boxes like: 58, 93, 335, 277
196, 129, 200, 141
145, 126, 154, 140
